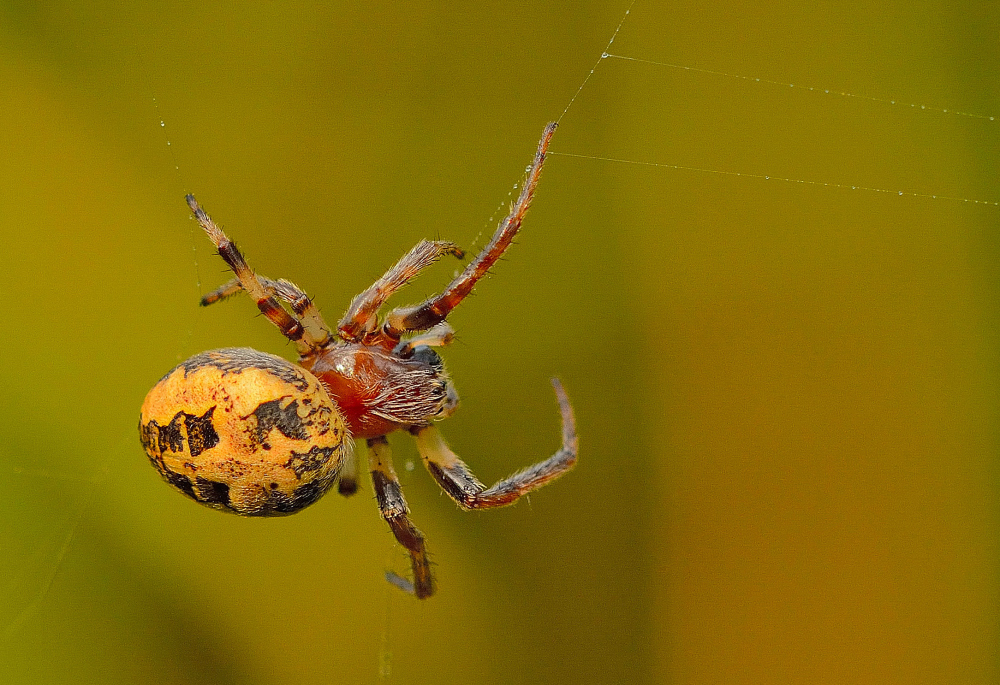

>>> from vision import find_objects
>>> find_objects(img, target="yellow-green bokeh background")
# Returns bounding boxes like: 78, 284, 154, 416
1, 2, 997, 683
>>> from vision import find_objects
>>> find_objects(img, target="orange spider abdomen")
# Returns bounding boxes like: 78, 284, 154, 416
139, 348, 350, 516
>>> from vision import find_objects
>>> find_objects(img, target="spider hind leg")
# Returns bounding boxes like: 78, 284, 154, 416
337, 240, 464, 345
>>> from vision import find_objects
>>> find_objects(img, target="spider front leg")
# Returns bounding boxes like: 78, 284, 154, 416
382, 123, 557, 340
411, 378, 577, 509
367, 436, 435, 598
337, 240, 465, 345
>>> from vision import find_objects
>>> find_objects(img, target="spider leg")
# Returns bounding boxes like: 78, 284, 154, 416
367, 435, 434, 598
187, 195, 331, 354
201, 275, 334, 348
382, 123, 557, 340
200, 278, 244, 305
337, 240, 465, 344
411, 377, 576, 509
337, 441, 359, 496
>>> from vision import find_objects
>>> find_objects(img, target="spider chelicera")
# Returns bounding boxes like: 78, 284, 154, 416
139, 123, 577, 598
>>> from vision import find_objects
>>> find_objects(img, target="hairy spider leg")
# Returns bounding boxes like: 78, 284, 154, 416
367, 435, 434, 598
336, 440, 360, 496
201, 275, 333, 348
382, 122, 557, 340
337, 240, 465, 346
187, 194, 332, 354
410, 378, 576, 509
199, 278, 243, 304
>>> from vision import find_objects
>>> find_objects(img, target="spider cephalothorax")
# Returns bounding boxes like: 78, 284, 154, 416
139, 123, 576, 598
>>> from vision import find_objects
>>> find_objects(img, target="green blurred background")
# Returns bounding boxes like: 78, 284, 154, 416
1, 1, 998, 683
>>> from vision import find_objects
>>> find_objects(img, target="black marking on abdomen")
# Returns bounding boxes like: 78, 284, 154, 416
288, 480, 325, 510
139, 419, 158, 452
251, 398, 309, 443
162, 467, 196, 500
186, 407, 219, 457
159, 413, 186, 453
143, 408, 220, 458
170, 348, 310, 390
264, 479, 328, 514
195, 477, 231, 506
285, 445, 338, 478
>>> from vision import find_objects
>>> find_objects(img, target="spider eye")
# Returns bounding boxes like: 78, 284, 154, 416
410, 345, 443, 370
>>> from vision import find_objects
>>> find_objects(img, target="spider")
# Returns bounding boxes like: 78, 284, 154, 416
139, 123, 577, 598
